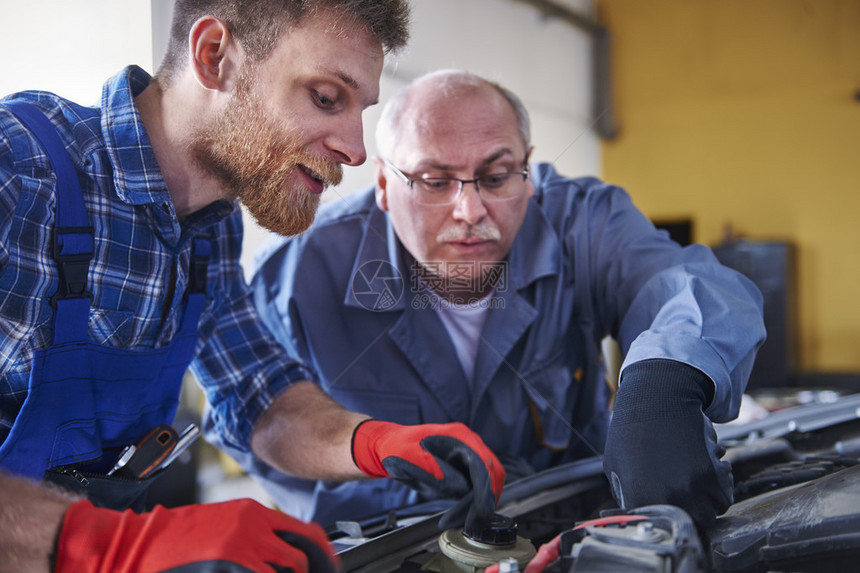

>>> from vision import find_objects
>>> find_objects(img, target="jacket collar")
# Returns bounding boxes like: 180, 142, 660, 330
344, 203, 411, 311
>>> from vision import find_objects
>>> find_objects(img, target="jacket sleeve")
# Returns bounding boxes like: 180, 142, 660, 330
556, 173, 765, 423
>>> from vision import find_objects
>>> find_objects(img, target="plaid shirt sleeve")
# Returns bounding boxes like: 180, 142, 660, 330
190, 208, 318, 453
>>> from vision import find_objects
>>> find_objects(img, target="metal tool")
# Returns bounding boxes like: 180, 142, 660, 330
106, 444, 137, 476
105, 423, 198, 480
120, 425, 179, 479
158, 423, 200, 471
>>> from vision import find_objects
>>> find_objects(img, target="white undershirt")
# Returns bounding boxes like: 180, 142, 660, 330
431, 291, 494, 382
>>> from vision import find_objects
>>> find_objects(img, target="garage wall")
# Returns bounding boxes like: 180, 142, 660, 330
598, 0, 860, 373
1, 0, 601, 280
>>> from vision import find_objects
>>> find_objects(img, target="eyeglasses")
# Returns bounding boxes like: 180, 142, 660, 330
382, 157, 529, 206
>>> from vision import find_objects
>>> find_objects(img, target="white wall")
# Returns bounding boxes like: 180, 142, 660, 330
340, 0, 599, 194
0, 0, 154, 104
1, 0, 599, 277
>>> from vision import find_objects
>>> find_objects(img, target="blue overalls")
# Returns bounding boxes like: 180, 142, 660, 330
0, 102, 209, 510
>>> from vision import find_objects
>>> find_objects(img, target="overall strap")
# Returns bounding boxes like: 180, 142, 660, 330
4, 101, 93, 345
181, 234, 211, 332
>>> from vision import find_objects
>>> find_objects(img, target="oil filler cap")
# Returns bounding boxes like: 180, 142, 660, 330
438, 513, 536, 569
463, 513, 518, 546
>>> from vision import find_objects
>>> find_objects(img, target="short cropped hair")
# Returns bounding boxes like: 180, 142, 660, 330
376, 69, 532, 160
157, 0, 410, 85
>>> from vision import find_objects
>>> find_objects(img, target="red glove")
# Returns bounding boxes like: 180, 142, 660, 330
351, 420, 505, 530
53, 498, 339, 573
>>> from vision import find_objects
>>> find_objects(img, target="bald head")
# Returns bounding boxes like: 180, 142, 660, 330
375, 70, 531, 160
372, 69, 535, 301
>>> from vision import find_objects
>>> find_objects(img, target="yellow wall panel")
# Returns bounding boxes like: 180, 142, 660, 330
598, 0, 860, 371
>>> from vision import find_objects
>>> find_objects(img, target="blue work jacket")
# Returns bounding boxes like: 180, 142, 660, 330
208, 163, 765, 526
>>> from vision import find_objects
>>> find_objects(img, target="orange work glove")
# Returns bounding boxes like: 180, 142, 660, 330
54, 498, 339, 573
351, 419, 505, 530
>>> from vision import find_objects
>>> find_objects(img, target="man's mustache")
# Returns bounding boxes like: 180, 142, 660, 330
296, 152, 343, 189
436, 223, 501, 242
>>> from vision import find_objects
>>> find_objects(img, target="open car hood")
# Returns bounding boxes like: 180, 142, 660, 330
329, 393, 860, 572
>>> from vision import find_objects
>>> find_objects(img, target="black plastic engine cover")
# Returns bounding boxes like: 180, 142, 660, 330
709, 463, 860, 572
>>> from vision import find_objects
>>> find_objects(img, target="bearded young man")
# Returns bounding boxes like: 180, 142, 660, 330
0, 2, 505, 572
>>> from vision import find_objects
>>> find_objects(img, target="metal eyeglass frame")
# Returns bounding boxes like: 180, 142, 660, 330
381, 156, 530, 205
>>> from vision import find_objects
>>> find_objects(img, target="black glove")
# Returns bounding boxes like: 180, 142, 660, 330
603, 359, 733, 529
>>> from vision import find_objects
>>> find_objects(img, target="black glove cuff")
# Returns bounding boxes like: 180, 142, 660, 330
616, 359, 714, 423
350, 418, 375, 468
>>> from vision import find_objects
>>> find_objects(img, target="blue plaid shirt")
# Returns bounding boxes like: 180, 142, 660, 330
0, 66, 315, 452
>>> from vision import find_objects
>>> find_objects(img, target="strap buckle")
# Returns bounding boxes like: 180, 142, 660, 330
50, 225, 94, 306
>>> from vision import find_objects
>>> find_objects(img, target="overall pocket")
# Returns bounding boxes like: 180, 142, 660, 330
44, 465, 164, 512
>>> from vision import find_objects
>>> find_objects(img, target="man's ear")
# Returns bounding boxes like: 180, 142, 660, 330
188, 16, 240, 91
373, 156, 390, 212
524, 144, 536, 200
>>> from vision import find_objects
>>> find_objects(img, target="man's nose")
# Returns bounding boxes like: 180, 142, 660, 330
452, 181, 488, 225
325, 117, 367, 166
